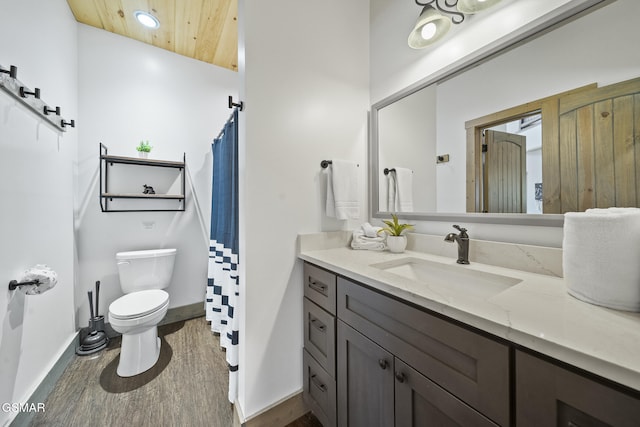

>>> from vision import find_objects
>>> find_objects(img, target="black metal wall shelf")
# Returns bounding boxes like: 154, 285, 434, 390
99, 143, 186, 212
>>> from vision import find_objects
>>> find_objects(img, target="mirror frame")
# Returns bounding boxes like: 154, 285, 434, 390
369, 0, 610, 228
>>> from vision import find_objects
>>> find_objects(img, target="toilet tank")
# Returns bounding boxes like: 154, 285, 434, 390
116, 248, 177, 293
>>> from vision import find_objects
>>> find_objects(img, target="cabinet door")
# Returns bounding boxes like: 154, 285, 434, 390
338, 277, 509, 426
337, 321, 394, 427
395, 358, 499, 427
516, 350, 640, 427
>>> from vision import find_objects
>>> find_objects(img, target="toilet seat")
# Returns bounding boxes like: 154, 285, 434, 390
109, 289, 169, 320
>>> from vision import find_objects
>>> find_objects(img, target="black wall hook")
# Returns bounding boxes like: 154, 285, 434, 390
61, 119, 75, 128
19, 86, 40, 99
228, 95, 244, 111
0, 65, 17, 79
43, 106, 61, 116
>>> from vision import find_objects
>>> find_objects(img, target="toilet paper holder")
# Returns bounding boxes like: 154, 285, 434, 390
8, 279, 40, 291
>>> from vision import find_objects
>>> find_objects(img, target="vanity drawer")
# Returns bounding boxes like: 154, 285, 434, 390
303, 349, 336, 427
337, 277, 510, 427
304, 262, 337, 315
304, 298, 336, 377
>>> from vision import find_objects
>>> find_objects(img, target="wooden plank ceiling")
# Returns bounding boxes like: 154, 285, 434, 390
66, 0, 238, 71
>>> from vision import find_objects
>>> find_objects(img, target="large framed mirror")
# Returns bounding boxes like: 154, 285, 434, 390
370, 0, 640, 227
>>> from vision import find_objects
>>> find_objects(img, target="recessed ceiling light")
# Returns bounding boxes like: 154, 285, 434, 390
134, 10, 160, 29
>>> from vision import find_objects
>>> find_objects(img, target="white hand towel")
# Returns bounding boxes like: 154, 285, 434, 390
326, 160, 359, 220
387, 172, 397, 212
351, 230, 386, 251
563, 207, 640, 312
394, 167, 414, 213
386, 168, 413, 212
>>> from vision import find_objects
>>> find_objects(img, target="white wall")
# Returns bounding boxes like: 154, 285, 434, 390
378, 85, 437, 212
0, 1, 77, 425
370, 0, 604, 103
238, 0, 369, 419
75, 26, 238, 327
371, 0, 640, 248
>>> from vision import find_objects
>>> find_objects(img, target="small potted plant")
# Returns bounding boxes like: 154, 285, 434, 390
378, 214, 414, 253
136, 140, 152, 158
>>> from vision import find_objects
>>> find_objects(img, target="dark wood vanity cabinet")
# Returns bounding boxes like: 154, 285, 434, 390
303, 263, 338, 427
302, 261, 640, 427
516, 350, 640, 427
337, 276, 508, 427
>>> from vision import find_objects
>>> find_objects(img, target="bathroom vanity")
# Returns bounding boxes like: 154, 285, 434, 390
299, 233, 640, 427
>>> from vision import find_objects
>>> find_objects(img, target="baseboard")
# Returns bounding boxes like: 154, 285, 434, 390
239, 391, 309, 427
10, 333, 78, 427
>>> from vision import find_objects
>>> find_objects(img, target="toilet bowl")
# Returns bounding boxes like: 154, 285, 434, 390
108, 248, 176, 377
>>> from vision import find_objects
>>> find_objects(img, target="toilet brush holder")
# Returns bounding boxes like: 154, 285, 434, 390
76, 317, 109, 356
76, 288, 109, 356
90, 315, 106, 333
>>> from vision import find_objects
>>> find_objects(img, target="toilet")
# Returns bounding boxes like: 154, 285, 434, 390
108, 248, 177, 377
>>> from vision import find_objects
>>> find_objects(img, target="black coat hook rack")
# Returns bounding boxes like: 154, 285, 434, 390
384, 168, 396, 175
61, 119, 75, 128
0, 65, 17, 79
20, 86, 40, 99
0, 63, 75, 132
228, 95, 244, 111
43, 106, 61, 116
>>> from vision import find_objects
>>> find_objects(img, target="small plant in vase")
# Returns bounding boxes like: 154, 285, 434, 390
378, 214, 414, 253
136, 140, 152, 158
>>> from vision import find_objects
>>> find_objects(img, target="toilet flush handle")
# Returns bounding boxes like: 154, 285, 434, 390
117, 261, 131, 266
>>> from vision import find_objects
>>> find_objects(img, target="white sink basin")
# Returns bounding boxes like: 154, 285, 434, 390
371, 257, 522, 298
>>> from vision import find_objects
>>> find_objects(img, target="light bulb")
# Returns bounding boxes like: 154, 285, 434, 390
134, 11, 160, 29
421, 22, 437, 40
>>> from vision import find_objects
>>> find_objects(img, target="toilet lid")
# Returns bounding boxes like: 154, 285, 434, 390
109, 289, 169, 320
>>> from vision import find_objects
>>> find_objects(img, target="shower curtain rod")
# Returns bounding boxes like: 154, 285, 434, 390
216, 110, 237, 140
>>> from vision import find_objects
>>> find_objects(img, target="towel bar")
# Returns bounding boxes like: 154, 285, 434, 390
321, 160, 359, 169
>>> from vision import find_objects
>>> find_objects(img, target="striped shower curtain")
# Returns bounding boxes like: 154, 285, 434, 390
207, 108, 239, 403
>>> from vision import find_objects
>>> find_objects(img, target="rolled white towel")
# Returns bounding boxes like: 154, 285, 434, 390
351, 230, 386, 251
563, 207, 640, 311
361, 222, 381, 238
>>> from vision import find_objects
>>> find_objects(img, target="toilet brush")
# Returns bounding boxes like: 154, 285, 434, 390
76, 288, 109, 355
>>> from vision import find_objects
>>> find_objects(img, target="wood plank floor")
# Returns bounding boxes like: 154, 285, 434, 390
31, 317, 320, 427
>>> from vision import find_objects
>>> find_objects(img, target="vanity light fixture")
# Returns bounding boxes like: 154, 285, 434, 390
134, 10, 160, 29
408, 0, 502, 49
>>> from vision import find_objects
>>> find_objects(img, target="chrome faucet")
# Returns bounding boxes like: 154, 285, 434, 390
444, 225, 470, 264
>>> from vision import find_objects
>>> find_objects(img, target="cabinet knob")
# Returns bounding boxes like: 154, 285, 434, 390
308, 279, 327, 294
378, 359, 388, 370
395, 372, 405, 383
310, 374, 327, 392
310, 318, 326, 332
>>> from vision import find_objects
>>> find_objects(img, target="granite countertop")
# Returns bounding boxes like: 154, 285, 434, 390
298, 241, 640, 393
